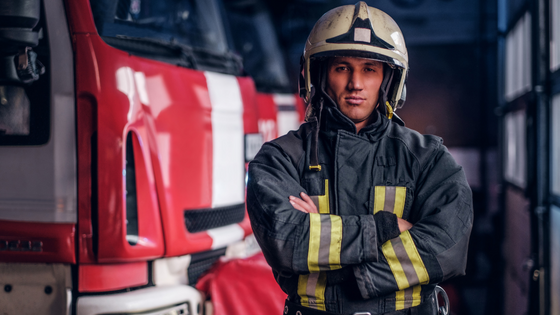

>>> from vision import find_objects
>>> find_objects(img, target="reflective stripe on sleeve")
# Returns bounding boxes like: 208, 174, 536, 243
373, 186, 406, 217
383, 186, 396, 213
329, 215, 342, 269
308, 213, 322, 272
376, 185, 429, 295
393, 187, 406, 218
308, 213, 342, 272
374, 186, 386, 214
382, 230, 430, 290
382, 237, 410, 289
400, 231, 430, 285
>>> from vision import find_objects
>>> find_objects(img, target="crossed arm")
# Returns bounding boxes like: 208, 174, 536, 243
289, 192, 413, 233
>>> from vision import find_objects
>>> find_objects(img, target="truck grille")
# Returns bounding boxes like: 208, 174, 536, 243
184, 203, 245, 233
188, 248, 227, 285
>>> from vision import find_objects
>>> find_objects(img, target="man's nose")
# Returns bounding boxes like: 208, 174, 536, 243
347, 71, 363, 90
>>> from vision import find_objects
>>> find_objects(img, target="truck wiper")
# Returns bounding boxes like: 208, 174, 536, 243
102, 35, 197, 69
101, 35, 243, 75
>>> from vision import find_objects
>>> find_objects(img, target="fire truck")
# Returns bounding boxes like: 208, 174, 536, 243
0, 0, 287, 314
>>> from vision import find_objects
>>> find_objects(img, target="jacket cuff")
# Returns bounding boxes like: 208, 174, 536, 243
361, 215, 378, 262
373, 211, 400, 246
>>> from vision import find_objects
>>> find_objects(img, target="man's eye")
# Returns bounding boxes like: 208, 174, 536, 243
336, 67, 348, 71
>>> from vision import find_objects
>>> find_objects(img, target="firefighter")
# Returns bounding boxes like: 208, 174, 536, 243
246, 2, 473, 314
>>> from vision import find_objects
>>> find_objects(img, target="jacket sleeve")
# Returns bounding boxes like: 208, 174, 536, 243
352, 144, 473, 299
247, 143, 380, 276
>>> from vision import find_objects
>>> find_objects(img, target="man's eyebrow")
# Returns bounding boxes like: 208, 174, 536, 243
363, 61, 383, 67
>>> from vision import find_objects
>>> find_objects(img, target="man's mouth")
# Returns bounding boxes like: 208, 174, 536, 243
345, 96, 365, 105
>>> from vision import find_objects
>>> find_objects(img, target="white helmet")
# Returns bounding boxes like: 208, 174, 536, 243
300, 1, 408, 120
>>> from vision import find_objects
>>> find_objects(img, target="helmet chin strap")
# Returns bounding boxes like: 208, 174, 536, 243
378, 66, 406, 126
378, 64, 395, 118
305, 61, 329, 171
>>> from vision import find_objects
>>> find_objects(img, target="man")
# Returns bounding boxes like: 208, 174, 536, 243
246, 2, 473, 315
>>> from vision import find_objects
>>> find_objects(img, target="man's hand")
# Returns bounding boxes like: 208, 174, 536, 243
289, 192, 318, 213
398, 218, 413, 232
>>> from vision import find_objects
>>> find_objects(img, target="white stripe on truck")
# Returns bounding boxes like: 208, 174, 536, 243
205, 72, 245, 208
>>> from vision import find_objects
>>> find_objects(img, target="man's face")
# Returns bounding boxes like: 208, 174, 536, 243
326, 57, 384, 124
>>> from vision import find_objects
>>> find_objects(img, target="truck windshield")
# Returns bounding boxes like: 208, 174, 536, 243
224, 2, 291, 93
90, 0, 239, 73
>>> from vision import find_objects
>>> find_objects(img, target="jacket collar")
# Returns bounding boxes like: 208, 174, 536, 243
319, 96, 390, 142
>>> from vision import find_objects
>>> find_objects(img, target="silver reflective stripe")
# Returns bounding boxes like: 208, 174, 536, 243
306, 272, 320, 307
403, 287, 414, 308
390, 236, 420, 286
383, 186, 396, 214
318, 215, 332, 267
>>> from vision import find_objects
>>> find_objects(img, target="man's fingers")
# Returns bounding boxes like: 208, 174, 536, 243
289, 196, 308, 212
289, 194, 318, 214
299, 192, 318, 213
397, 218, 413, 233
300, 192, 313, 203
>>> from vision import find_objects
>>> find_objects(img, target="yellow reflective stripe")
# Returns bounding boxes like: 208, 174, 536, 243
314, 272, 327, 311
318, 180, 330, 214
374, 186, 406, 216
297, 273, 327, 310
395, 289, 406, 310
395, 286, 422, 310
329, 215, 342, 270
381, 240, 410, 290
412, 285, 422, 307
400, 230, 430, 285
393, 187, 406, 218
297, 274, 310, 307
382, 231, 430, 290
308, 213, 322, 272
309, 213, 342, 271
374, 186, 385, 214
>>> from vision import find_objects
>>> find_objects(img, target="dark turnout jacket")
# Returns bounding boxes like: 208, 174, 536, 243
246, 105, 473, 315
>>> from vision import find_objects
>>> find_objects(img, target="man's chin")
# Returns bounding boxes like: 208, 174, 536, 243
347, 115, 370, 124
343, 110, 374, 124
